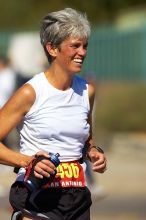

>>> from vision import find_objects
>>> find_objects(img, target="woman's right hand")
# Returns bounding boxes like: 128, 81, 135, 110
33, 151, 56, 179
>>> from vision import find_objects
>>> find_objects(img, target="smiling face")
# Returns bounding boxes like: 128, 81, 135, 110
47, 36, 88, 75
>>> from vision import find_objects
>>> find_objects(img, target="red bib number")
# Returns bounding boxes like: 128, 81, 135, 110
43, 161, 85, 188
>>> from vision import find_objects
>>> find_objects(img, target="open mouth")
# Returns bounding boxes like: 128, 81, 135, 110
73, 58, 83, 64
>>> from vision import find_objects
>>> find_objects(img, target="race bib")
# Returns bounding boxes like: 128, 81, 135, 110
43, 161, 86, 188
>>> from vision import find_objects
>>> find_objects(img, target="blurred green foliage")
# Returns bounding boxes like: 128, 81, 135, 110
0, 1, 146, 134
95, 83, 146, 132
0, 0, 146, 30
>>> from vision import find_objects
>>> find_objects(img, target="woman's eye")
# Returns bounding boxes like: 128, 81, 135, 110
70, 43, 88, 49
71, 44, 79, 48
83, 44, 88, 49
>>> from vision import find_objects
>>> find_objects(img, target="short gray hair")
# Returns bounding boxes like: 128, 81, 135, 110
40, 8, 91, 62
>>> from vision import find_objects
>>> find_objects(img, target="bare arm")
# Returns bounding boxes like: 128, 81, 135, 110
0, 83, 36, 167
0, 83, 56, 177
85, 82, 107, 173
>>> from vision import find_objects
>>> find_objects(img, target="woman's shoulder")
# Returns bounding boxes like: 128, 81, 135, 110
17, 83, 36, 110
27, 72, 44, 86
25, 72, 45, 96
16, 73, 45, 109
88, 82, 96, 99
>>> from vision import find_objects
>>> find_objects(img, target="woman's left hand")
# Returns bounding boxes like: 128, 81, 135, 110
88, 148, 107, 173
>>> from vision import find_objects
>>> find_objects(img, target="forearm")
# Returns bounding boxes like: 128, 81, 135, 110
84, 136, 95, 159
85, 135, 104, 159
0, 142, 33, 168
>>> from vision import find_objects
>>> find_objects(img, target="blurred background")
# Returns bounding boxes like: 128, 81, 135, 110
0, 0, 146, 220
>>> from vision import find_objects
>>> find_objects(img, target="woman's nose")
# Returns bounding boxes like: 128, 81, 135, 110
78, 47, 87, 56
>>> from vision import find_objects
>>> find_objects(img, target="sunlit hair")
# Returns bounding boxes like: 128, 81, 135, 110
40, 8, 91, 62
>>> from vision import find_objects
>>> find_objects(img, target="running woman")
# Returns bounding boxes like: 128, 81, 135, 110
0, 8, 107, 220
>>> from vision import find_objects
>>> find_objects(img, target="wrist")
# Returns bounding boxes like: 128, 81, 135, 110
19, 154, 34, 168
87, 146, 104, 161
90, 146, 104, 154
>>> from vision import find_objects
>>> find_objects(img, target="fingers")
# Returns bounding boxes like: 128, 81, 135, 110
34, 157, 56, 178
92, 160, 107, 173
34, 170, 44, 179
90, 152, 107, 173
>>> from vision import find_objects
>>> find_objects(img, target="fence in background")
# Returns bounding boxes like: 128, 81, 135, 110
0, 31, 13, 57
82, 25, 146, 81
1, 25, 146, 81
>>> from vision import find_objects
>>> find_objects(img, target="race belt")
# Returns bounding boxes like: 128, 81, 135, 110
43, 161, 86, 188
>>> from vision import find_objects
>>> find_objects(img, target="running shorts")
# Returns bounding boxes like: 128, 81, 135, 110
10, 186, 92, 220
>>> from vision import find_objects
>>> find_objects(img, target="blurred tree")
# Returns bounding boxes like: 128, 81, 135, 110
0, 0, 146, 30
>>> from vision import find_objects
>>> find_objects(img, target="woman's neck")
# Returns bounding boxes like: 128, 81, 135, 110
44, 66, 73, 91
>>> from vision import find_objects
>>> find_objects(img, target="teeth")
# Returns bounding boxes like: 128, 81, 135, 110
74, 58, 82, 63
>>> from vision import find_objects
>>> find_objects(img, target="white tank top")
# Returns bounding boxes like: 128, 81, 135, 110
18, 72, 90, 162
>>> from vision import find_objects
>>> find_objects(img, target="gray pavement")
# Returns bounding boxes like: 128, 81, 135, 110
0, 132, 146, 220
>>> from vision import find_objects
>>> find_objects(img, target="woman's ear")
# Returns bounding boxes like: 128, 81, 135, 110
46, 43, 58, 58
